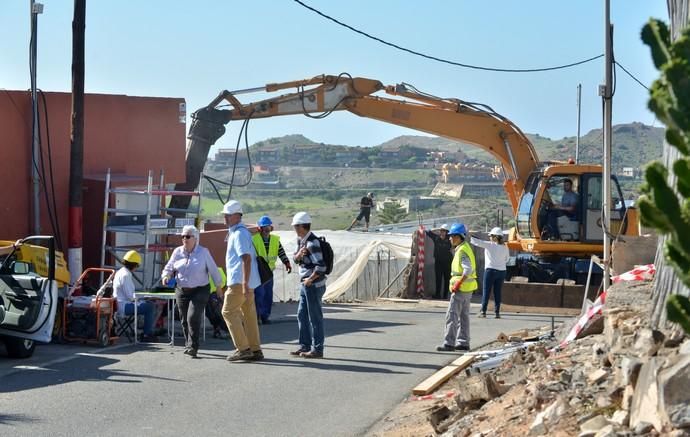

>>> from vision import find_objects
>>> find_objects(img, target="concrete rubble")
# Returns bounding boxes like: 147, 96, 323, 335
422, 281, 690, 436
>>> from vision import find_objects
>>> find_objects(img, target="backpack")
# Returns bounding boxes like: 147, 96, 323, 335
317, 236, 334, 275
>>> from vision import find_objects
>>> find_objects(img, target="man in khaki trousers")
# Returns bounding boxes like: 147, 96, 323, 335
221, 200, 263, 362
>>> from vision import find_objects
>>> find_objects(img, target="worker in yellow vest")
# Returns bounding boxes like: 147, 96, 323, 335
252, 215, 292, 324
207, 267, 228, 338
437, 223, 477, 352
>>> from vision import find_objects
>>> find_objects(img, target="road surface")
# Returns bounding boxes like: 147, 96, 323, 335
0, 301, 567, 437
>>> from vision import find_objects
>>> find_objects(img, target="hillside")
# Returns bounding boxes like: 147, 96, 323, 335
243, 122, 663, 170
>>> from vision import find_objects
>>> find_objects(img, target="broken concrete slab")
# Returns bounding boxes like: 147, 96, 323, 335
455, 373, 508, 407
658, 352, 690, 429
579, 414, 610, 434
610, 409, 630, 427
428, 405, 453, 434
629, 357, 662, 432
587, 368, 609, 384
615, 356, 643, 387
632, 328, 665, 358
593, 424, 615, 437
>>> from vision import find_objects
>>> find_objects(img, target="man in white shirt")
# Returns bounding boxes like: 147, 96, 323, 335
221, 200, 263, 362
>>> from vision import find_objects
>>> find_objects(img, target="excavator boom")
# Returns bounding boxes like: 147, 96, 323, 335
170, 74, 540, 214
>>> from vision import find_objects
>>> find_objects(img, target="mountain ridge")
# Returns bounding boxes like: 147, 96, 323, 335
244, 122, 663, 169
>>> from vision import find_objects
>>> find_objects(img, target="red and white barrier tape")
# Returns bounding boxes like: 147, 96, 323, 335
554, 263, 657, 352
611, 264, 656, 283
556, 290, 607, 350
416, 226, 426, 296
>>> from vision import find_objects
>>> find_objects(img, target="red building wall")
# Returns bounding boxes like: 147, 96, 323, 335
0, 90, 186, 267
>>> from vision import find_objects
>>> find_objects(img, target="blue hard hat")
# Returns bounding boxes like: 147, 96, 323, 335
257, 215, 272, 227
448, 223, 466, 236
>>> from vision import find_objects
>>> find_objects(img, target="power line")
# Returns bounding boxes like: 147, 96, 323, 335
292, 0, 603, 73
614, 61, 651, 91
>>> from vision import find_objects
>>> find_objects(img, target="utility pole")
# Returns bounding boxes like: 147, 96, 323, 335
575, 83, 582, 164
600, 0, 613, 292
30, 0, 44, 234
68, 0, 85, 283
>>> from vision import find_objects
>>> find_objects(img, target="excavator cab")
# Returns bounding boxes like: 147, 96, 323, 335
516, 166, 629, 252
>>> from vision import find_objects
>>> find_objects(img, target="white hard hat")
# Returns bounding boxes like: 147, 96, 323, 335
222, 200, 243, 215
291, 211, 312, 225
488, 227, 503, 237
440, 223, 450, 231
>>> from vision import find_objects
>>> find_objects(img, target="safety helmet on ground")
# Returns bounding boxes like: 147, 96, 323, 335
257, 215, 273, 228
123, 250, 142, 265
439, 223, 450, 231
222, 200, 243, 215
448, 223, 467, 237
291, 211, 312, 225
488, 227, 503, 237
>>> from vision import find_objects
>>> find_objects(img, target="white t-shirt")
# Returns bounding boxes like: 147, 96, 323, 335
470, 237, 510, 271
113, 266, 135, 314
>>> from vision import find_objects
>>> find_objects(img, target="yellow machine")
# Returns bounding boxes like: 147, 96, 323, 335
0, 240, 70, 286
169, 74, 640, 283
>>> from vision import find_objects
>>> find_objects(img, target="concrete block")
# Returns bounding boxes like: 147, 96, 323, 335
632, 328, 665, 358
588, 369, 608, 384
579, 415, 609, 434
658, 352, 690, 429
629, 357, 662, 432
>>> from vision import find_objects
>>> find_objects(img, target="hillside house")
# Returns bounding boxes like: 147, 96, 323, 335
257, 146, 280, 163
215, 148, 249, 167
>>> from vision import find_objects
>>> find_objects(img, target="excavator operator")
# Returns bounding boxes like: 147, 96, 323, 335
544, 178, 579, 240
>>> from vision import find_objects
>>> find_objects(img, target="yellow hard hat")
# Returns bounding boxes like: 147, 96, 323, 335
123, 250, 142, 265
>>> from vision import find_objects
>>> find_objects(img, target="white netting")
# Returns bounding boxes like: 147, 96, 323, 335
269, 230, 412, 303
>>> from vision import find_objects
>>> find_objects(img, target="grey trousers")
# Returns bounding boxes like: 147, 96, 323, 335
176, 285, 210, 350
443, 292, 472, 347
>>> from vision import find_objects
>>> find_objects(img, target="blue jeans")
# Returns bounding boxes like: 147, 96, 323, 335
297, 283, 326, 353
255, 278, 274, 322
481, 268, 507, 315
124, 301, 155, 336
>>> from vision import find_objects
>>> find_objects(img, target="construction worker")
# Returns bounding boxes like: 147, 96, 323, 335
437, 223, 477, 352
426, 224, 453, 299
113, 250, 158, 342
252, 215, 292, 325
291, 211, 327, 359
221, 200, 263, 362
207, 266, 228, 338
347, 192, 375, 232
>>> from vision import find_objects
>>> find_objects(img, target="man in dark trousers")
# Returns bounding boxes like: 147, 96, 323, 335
347, 192, 375, 232
426, 224, 453, 299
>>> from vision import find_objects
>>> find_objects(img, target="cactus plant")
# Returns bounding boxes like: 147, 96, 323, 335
638, 19, 690, 333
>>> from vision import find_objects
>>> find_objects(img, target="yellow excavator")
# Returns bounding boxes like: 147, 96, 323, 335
170, 74, 639, 285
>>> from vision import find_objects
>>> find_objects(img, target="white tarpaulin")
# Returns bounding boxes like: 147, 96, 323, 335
270, 230, 412, 302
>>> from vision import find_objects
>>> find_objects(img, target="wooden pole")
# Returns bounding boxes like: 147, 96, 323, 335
68, 0, 85, 283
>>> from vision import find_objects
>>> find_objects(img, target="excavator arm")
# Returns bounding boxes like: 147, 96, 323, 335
169, 74, 540, 214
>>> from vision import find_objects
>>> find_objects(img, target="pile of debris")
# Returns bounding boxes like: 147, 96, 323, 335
426, 281, 690, 436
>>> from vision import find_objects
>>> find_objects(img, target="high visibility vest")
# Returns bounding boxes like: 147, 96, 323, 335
449, 242, 478, 293
252, 233, 280, 270
209, 266, 226, 291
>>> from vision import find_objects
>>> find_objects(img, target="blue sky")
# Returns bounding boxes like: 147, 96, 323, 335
1, 1, 668, 152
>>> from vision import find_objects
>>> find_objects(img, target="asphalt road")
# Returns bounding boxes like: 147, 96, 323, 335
0, 301, 567, 437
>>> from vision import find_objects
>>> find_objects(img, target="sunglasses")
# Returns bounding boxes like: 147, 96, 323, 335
181, 235, 194, 239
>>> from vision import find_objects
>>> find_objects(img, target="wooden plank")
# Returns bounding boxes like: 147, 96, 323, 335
412, 355, 475, 395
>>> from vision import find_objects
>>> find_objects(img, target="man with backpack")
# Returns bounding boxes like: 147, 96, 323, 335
290, 211, 331, 359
